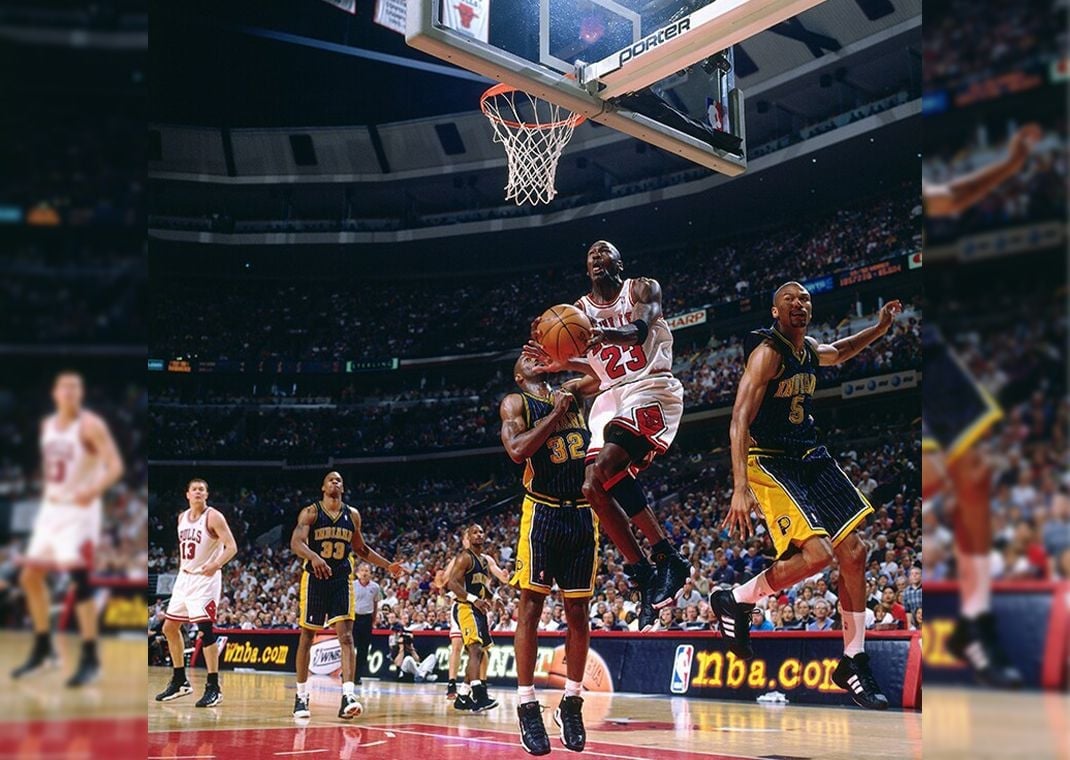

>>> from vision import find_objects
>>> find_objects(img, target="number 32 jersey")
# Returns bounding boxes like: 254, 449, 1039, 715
576, 278, 674, 391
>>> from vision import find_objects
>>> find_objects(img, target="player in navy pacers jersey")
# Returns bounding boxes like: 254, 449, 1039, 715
289, 471, 404, 721
921, 123, 1040, 688
717, 281, 902, 710
500, 354, 601, 755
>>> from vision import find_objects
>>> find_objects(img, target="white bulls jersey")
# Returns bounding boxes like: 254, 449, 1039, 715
40, 413, 99, 503
177, 507, 222, 576
577, 278, 675, 391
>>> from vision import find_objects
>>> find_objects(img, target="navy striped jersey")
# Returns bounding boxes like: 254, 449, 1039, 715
462, 549, 491, 602
521, 391, 589, 502
744, 325, 819, 451
304, 502, 355, 576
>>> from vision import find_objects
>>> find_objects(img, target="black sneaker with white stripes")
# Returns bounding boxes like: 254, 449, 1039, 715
710, 589, 754, 660
10, 643, 58, 679
831, 653, 889, 710
947, 613, 1024, 689
338, 692, 362, 719
625, 562, 658, 631
553, 695, 586, 752
292, 694, 311, 718
155, 678, 193, 702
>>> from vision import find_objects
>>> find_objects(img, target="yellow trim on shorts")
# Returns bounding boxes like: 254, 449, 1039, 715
946, 404, 1003, 464
922, 437, 940, 453
827, 459, 875, 547
748, 455, 827, 559
456, 602, 491, 649
296, 570, 355, 630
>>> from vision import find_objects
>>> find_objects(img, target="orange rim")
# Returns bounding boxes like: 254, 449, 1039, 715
480, 82, 586, 130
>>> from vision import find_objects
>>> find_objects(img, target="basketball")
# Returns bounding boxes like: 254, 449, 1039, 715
535, 304, 592, 364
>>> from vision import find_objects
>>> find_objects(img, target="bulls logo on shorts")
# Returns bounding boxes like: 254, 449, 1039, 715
635, 404, 666, 437
204, 599, 217, 621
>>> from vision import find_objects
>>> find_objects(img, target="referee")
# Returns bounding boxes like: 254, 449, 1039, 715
352, 562, 381, 684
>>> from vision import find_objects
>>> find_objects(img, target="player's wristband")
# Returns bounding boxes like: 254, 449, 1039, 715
466, 593, 479, 604
631, 319, 649, 345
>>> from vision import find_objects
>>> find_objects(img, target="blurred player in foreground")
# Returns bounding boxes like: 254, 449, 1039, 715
500, 355, 601, 754
720, 283, 901, 709
12, 371, 124, 687
290, 472, 404, 720
154, 478, 237, 707
921, 123, 1042, 687
525, 240, 690, 630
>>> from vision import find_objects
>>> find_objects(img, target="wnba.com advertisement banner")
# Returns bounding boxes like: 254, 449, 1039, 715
208, 628, 919, 707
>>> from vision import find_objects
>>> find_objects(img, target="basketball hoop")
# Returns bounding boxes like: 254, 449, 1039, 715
480, 83, 586, 206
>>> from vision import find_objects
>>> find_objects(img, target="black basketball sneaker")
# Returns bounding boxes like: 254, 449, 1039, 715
196, 683, 223, 708
293, 694, 311, 719
553, 695, 586, 752
155, 677, 193, 702
710, 589, 754, 660
947, 613, 1024, 689
517, 701, 550, 756
831, 653, 889, 710
65, 657, 100, 688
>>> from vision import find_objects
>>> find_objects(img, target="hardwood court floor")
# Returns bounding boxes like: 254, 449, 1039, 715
0, 631, 147, 758
923, 687, 1070, 760
148, 668, 920, 760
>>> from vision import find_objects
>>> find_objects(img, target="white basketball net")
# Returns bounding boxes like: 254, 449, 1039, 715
481, 85, 584, 206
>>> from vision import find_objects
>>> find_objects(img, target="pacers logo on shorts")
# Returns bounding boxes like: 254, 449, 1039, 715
777, 516, 792, 536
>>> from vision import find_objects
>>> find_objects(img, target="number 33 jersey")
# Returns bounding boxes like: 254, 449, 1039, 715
304, 502, 354, 576
576, 277, 675, 391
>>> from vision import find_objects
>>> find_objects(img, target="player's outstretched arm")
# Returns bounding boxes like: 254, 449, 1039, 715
521, 340, 598, 378
74, 412, 125, 506
925, 124, 1042, 218
562, 374, 601, 401
725, 344, 780, 539
500, 390, 576, 463
199, 509, 239, 575
814, 300, 902, 366
291, 505, 331, 579
484, 553, 512, 585
588, 277, 663, 348
351, 507, 403, 578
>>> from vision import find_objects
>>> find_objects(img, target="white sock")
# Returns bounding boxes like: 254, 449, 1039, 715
517, 684, 537, 704
564, 679, 583, 698
471, 680, 482, 689
296, 681, 309, 698
457, 682, 471, 696
342, 681, 355, 696
956, 551, 991, 619
732, 571, 774, 605
843, 612, 867, 658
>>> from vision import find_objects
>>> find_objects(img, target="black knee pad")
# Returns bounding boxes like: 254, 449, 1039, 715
609, 475, 648, 518
70, 569, 93, 602
198, 622, 218, 647
604, 422, 653, 465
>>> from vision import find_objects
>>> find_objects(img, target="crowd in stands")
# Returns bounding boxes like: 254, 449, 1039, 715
149, 182, 920, 363
0, 238, 146, 345
148, 403, 922, 636
922, 0, 1066, 91
924, 279, 1070, 584
0, 108, 143, 228
149, 301, 922, 458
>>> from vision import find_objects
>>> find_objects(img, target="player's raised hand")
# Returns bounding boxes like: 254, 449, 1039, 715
551, 388, 574, 416
876, 299, 903, 333
1009, 123, 1042, 161
309, 554, 332, 580
722, 488, 757, 541
387, 560, 404, 579
584, 328, 605, 354
522, 340, 566, 373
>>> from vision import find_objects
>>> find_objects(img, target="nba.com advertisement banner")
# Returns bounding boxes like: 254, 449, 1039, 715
923, 581, 1069, 690
207, 628, 919, 707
